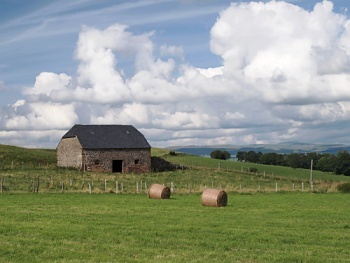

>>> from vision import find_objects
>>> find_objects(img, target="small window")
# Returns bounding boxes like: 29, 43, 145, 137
134, 159, 140, 165
95, 159, 100, 165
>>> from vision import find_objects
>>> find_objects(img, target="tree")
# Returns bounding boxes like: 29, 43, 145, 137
306, 152, 322, 169
210, 150, 231, 160
259, 152, 288, 166
245, 151, 261, 163
334, 151, 350, 176
222, 150, 231, 160
210, 150, 222, 159
236, 151, 246, 162
315, 154, 336, 173
288, 153, 302, 169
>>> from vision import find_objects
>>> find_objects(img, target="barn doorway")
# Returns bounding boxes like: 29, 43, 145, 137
112, 160, 123, 173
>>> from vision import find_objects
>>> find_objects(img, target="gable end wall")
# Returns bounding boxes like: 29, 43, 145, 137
57, 137, 83, 169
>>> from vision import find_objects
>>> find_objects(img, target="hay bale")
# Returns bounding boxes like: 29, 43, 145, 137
148, 184, 171, 199
201, 188, 227, 207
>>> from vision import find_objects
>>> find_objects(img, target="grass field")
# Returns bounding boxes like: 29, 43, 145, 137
1, 146, 350, 194
1, 193, 349, 262
1, 146, 350, 262
160, 150, 350, 183
1, 164, 348, 194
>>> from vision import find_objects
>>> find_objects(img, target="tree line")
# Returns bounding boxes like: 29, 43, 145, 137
210, 150, 231, 160
235, 150, 350, 176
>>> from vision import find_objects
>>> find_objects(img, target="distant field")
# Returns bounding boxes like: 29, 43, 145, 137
161, 151, 350, 182
0, 193, 349, 262
0, 146, 349, 194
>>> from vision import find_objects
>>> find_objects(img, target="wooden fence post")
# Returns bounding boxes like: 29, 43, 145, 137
36, 177, 40, 193
171, 182, 174, 193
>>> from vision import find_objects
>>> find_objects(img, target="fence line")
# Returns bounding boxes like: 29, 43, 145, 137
0, 175, 337, 194
0, 160, 342, 194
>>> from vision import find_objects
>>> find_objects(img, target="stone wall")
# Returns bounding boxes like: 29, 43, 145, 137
151, 157, 180, 172
57, 136, 151, 173
83, 148, 151, 173
57, 137, 83, 169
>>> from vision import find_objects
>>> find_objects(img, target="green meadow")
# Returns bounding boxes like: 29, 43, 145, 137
0, 193, 349, 262
1, 145, 350, 262
1, 146, 350, 194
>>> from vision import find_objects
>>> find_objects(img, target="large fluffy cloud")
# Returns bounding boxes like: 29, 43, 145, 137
2, 0, 350, 148
210, 0, 350, 103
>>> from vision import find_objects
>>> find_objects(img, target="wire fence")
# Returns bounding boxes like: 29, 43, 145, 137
0, 173, 340, 194
0, 159, 344, 194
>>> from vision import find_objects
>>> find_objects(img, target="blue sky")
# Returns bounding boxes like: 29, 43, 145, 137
0, 1, 226, 85
1, 0, 350, 148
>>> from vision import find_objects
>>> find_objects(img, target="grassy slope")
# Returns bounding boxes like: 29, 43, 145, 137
157, 149, 350, 183
1, 145, 349, 182
0, 144, 56, 168
0, 146, 349, 195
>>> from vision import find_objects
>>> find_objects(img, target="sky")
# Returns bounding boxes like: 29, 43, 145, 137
1, 0, 350, 149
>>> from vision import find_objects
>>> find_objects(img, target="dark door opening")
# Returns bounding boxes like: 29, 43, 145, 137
112, 160, 123, 173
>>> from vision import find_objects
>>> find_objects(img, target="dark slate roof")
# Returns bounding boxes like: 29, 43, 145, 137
62, 125, 151, 149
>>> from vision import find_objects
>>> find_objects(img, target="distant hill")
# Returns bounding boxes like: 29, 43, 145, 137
167, 142, 350, 157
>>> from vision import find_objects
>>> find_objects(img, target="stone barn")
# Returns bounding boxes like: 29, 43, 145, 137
57, 124, 151, 173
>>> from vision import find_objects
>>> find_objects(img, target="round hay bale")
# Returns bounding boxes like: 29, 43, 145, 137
201, 188, 227, 207
148, 184, 171, 199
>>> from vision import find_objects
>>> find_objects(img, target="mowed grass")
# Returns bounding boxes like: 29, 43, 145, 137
1, 193, 349, 262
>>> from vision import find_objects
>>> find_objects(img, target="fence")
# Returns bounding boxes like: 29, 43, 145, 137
0, 174, 339, 194
0, 160, 342, 194
0, 161, 54, 171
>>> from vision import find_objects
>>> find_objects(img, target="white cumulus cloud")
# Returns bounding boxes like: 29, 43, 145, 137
210, 0, 350, 104
2, 1, 350, 148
